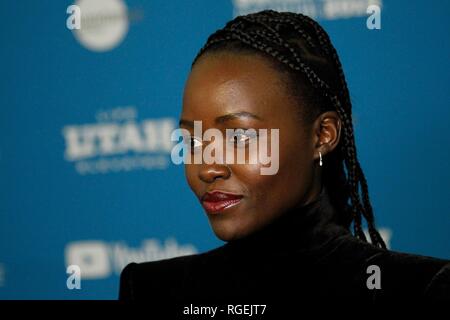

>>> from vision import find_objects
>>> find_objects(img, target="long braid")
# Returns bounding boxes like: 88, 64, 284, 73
306, 13, 387, 249
192, 10, 386, 249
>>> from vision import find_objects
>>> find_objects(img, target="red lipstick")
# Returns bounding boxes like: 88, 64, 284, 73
201, 191, 243, 214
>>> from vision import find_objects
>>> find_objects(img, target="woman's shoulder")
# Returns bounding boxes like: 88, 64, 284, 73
374, 247, 450, 300
119, 254, 194, 301
325, 233, 450, 300
333, 232, 450, 270
118, 234, 450, 302
118, 246, 225, 300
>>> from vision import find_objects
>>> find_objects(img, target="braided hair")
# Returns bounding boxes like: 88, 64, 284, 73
191, 10, 386, 249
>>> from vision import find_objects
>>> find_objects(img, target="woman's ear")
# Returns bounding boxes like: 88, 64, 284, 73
312, 111, 341, 160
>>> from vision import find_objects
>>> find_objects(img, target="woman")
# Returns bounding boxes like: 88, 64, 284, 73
119, 10, 449, 307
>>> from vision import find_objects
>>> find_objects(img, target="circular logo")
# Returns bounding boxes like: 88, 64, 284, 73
73, 0, 129, 52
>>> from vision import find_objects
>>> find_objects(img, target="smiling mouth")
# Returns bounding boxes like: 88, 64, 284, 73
201, 191, 243, 214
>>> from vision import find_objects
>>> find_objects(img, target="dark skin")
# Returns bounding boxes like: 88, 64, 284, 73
180, 52, 342, 241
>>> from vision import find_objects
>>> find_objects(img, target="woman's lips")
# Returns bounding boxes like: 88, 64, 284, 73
201, 191, 243, 214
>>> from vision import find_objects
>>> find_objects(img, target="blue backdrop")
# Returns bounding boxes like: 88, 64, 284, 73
0, 0, 449, 299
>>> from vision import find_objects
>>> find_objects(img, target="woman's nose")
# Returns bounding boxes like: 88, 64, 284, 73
198, 163, 231, 183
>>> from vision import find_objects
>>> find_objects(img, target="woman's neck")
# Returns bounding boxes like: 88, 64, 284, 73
223, 186, 349, 255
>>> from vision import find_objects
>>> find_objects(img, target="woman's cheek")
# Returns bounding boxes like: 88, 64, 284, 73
184, 164, 200, 196
231, 163, 280, 204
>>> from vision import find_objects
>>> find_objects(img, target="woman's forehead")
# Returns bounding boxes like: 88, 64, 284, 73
183, 53, 293, 120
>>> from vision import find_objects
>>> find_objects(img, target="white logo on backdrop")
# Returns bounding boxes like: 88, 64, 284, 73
64, 229, 391, 280
232, 0, 382, 20
62, 106, 176, 175
72, 0, 129, 52
65, 238, 198, 279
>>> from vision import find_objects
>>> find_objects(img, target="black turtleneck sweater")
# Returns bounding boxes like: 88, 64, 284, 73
119, 187, 449, 309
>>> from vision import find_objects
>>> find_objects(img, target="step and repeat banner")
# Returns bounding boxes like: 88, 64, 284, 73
0, 0, 449, 299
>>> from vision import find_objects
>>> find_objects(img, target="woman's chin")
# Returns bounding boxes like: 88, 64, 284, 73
209, 219, 248, 242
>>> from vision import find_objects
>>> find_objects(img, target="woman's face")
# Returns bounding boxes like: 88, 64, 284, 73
181, 52, 322, 241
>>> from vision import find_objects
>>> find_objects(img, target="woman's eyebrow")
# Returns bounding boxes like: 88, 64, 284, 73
215, 111, 263, 124
179, 111, 263, 127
